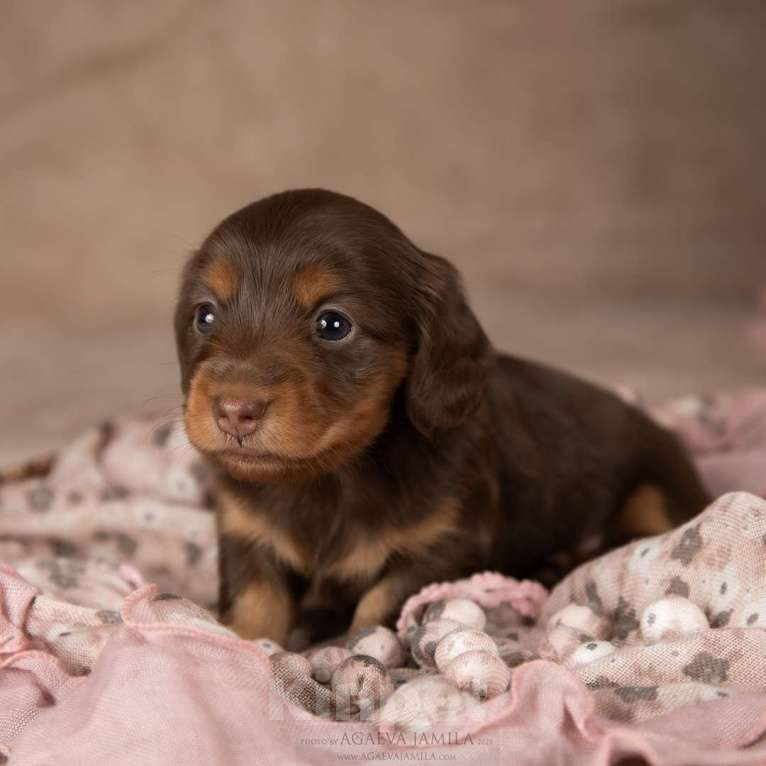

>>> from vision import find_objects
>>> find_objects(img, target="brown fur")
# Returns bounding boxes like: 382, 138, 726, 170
218, 488, 308, 573
326, 497, 460, 582
175, 188, 710, 645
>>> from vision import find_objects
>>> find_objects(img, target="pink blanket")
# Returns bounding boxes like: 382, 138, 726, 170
1, 391, 766, 765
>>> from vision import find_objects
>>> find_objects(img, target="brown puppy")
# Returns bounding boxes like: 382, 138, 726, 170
174, 188, 709, 646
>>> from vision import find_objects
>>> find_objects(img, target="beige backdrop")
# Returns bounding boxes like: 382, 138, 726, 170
2, 1, 765, 464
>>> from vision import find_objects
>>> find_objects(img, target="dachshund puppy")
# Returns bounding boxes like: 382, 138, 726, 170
174, 188, 709, 646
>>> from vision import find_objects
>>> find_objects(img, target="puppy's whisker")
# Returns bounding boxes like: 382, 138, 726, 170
165, 442, 197, 457
147, 409, 184, 430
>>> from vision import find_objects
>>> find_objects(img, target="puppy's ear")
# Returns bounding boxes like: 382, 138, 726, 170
406, 252, 493, 436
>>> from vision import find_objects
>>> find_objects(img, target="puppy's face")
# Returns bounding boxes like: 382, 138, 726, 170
175, 189, 490, 482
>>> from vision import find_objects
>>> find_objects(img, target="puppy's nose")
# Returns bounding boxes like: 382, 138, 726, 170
214, 398, 271, 438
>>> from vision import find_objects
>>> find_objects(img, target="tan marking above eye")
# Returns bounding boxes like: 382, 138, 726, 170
292, 263, 342, 309
327, 497, 461, 582
204, 257, 239, 303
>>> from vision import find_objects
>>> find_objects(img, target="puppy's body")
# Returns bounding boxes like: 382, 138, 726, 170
486, 356, 707, 568
175, 189, 708, 645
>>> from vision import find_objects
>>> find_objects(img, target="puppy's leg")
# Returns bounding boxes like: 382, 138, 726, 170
639, 425, 710, 524
347, 514, 491, 634
612, 426, 710, 544
228, 580, 295, 643
617, 483, 675, 538
288, 579, 355, 649
218, 535, 296, 644
349, 578, 402, 635
348, 558, 466, 636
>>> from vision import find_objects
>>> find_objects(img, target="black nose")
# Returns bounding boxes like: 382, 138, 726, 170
214, 398, 271, 438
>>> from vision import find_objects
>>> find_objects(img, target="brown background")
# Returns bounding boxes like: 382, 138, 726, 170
2, 1, 765, 465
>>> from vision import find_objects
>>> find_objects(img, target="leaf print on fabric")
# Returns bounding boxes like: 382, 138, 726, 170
682, 652, 730, 684
670, 525, 704, 565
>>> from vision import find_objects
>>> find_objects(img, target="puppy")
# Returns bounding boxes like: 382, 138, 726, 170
174, 188, 709, 645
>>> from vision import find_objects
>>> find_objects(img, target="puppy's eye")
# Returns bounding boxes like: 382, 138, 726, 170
315, 310, 352, 341
195, 303, 216, 334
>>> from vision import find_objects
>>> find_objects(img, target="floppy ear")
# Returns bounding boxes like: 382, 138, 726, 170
406, 252, 493, 437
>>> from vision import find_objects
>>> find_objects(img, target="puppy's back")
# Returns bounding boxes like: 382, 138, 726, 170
487, 354, 708, 572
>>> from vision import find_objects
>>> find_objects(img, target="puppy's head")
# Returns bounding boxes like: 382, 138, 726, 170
175, 189, 491, 482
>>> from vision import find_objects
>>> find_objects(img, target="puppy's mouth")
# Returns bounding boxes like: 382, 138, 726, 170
218, 446, 281, 460
211, 441, 328, 473
209, 441, 349, 483
216, 446, 302, 464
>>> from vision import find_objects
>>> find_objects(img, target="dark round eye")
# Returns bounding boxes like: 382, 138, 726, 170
195, 303, 216, 334
315, 310, 352, 341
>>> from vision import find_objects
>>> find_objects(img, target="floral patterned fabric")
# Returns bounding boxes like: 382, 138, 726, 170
1, 391, 766, 764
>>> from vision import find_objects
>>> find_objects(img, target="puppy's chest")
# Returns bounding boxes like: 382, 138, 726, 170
217, 487, 460, 584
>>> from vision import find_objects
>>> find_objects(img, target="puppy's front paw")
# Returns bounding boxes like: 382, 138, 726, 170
222, 582, 295, 644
